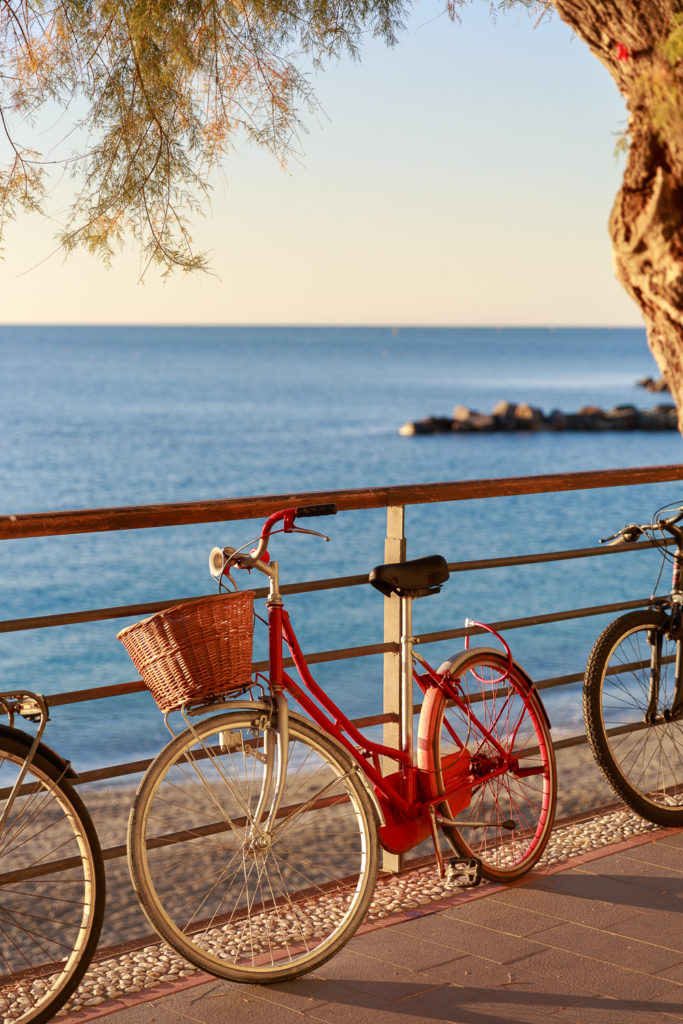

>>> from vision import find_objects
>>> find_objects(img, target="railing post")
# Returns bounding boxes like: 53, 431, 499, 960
382, 505, 406, 872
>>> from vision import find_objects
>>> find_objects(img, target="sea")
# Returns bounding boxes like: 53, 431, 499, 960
1, 324, 682, 775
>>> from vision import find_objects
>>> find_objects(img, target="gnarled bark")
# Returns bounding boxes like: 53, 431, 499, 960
551, 0, 683, 430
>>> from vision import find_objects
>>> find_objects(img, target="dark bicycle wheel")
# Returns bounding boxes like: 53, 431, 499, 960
0, 727, 106, 1024
418, 648, 557, 882
583, 608, 683, 826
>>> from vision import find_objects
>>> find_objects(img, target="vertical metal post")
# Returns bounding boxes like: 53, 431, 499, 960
382, 505, 406, 872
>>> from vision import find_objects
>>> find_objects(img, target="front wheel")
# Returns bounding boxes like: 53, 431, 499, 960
583, 609, 683, 826
128, 708, 379, 983
418, 649, 557, 882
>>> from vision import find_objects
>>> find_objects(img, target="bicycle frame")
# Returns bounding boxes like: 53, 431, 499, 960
263, 572, 531, 856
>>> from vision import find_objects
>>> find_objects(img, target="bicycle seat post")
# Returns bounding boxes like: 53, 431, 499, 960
400, 593, 415, 799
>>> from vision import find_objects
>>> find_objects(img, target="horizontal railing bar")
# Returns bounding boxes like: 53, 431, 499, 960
448, 538, 667, 573
534, 671, 584, 691
552, 733, 591, 752
69, 707, 399, 787
414, 597, 649, 646
2, 465, 682, 540
0, 575, 370, 634
47, 681, 145, 707
43, 640, 398, 709
0, 536, 662, 636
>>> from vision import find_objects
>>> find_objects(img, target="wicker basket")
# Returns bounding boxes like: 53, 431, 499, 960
117, 591, 254, 713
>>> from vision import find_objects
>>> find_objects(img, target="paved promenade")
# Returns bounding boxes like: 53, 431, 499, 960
61, 813, 683, 1024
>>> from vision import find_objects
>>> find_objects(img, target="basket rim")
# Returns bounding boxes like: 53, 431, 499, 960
116, 589, 253, 640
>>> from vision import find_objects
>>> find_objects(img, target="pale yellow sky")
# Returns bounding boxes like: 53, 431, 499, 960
0, 4, 641, 327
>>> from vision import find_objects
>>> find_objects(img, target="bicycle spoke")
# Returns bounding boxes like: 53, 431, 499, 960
419, 651, 556, 881
584, 611, 683, 824
128, 711, 378, 982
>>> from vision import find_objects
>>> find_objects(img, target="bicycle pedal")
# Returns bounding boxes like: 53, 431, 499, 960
445, 858, 481, 889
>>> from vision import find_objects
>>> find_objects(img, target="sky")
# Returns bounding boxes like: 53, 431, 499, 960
0, 2, 642, 327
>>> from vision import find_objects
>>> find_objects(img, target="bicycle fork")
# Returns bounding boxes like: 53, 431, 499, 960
647, 613, 683, 723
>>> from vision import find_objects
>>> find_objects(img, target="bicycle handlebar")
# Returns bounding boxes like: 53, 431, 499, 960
211, 504, 338, 579
600, 508, 683, 546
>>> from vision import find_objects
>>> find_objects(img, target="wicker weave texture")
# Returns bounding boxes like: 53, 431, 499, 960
117, 591, 254, 713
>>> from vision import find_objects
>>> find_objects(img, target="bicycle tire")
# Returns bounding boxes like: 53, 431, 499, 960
0, 729, 106, 1024
128, 707, 379, 983
418, 649, 557, 882
583, 608, 683, 826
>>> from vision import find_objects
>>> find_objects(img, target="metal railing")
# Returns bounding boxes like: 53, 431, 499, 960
2, 463, 683, 872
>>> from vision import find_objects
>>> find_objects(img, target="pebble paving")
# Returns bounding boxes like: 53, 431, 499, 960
53, 805, 662, 1017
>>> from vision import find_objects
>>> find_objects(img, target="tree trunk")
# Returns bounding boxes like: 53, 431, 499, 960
551, 1, 683, 429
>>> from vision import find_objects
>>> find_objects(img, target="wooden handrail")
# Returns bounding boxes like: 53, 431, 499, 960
2, 464, 682, 539
2, 464, 682, 881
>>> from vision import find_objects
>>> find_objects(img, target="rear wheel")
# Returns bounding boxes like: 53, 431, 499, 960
583, 609, 683, 826
128, 708, 379, 982
419, 650, 556, 882
0, 731, 105, 1024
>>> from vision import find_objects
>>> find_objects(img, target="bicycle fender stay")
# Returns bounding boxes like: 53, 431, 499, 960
437, 647, 552, 731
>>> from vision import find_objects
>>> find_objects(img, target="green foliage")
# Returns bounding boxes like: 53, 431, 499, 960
662, 11, 683, 65
0, 0, 408, 274
629, 12, 683, 163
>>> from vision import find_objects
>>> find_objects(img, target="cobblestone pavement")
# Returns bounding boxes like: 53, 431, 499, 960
56, 806, 664, 1018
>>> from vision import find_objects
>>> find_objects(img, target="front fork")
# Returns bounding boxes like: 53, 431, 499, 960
248, 691, 289, 838
647, 609, 683, 722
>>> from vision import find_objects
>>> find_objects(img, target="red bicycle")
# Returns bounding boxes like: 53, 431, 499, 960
123, 504, 556, 983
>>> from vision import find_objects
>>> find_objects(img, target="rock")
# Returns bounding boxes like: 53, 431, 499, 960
636, 375, 669, 392
547, 409, 568, 430
513, 402, 545, 430
399, 416, 453, 436
637, 404, 677, 429
492, 399, 516, 421
468, 412, 496, 432
606, 405, 638, 429
398, 400, 679, 435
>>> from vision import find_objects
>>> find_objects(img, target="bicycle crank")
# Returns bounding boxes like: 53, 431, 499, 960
436, 814, 517, 831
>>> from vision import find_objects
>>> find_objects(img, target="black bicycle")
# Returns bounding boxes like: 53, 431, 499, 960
0, 691, 106, 1024
583, 504, 683, 827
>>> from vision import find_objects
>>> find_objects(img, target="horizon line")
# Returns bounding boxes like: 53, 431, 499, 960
0, 321, 646, 330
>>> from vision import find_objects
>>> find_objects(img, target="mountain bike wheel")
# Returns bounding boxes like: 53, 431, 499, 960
0, 728, 105, 1024
583, 609, 683, 826
418, 649, 557, 882
128, 708, 379, 983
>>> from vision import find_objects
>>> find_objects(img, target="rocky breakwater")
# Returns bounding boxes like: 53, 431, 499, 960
399, 400, 679, 436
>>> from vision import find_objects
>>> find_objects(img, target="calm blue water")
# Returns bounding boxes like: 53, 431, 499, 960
1, 325, 682, 771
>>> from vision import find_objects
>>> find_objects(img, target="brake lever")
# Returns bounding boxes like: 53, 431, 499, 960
600, 524, 642, 545
291, 526, 331, 542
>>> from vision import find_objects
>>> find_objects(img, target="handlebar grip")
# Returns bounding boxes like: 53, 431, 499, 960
295, 503, 338, 518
